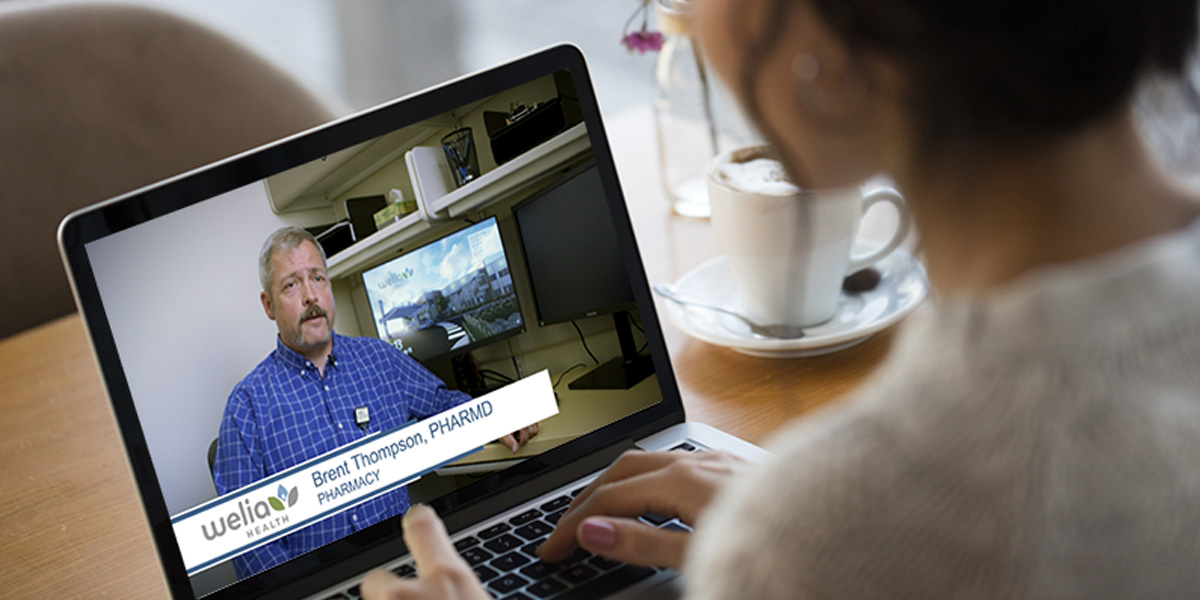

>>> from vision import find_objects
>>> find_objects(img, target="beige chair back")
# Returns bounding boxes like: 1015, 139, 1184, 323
0, 2, 337, 340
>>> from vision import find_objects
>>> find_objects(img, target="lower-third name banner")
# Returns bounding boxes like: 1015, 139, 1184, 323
171, 370, 557, 575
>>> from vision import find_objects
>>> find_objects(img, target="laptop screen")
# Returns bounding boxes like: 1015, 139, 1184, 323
61, 46, 682, 598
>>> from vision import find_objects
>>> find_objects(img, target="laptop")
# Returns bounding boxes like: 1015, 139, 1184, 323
59, 44, 768, 599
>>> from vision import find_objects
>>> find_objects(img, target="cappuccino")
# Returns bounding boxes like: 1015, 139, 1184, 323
707, 145, 911, 327
713, 147, 800, 197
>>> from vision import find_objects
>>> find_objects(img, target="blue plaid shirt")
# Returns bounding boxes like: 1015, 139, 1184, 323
213, 333, 470, 579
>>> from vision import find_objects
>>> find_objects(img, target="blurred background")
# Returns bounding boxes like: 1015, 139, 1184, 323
106, 0, 1200, 176
113, 0, 655, 117
12, 0, 1200, 175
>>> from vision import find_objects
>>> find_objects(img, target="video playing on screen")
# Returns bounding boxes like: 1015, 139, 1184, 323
81, 66, 665, 596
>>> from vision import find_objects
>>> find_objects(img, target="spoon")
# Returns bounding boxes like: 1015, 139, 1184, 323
652, 284, 806, 340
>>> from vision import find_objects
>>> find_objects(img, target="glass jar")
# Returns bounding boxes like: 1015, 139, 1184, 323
653, 0, 757, 217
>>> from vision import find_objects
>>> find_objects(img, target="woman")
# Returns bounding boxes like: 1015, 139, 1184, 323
366, 0, 1200, 597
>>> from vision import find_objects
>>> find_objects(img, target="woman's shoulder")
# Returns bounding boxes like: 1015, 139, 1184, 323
682, 363, 1048, 600
685, 291, 1200, 599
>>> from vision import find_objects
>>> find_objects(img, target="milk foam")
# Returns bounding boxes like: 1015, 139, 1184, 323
715, 157, 801, 196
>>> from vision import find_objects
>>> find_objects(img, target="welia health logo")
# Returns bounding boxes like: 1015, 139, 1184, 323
201, 483, 299, 542
269, 484, 300, 511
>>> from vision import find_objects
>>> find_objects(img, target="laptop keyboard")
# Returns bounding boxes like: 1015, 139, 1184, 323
321, 441, 700, 600
450, 495, 660, 599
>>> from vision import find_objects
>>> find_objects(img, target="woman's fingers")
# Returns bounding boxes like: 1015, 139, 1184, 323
400, 505, 462, 572
575, 516, 692, 569
360, 505, 490, 600
364, 450, 747, 599
566, 450, 684, 509
361, 569, 414, 600
539, 450, 745, 565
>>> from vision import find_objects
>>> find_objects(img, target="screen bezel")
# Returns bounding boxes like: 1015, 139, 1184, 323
58, 45, 684, 599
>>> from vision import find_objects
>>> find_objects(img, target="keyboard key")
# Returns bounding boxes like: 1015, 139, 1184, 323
519, 561, 560, 581
526, 578, 567, 598
460, 546, 494, 566
520, 540, 543, 558
672, 442, 697, 452
454, 536, 481, 552
570, 486, 587, 497
490, 551, 532, 571
663, 522, 691, 533
557, 563, 599, 585
484, 533, 523, 554
502, 593, 533, 600
392, 564, 416, 578
560, 548, 592, 566
540, 495, 572, 512
551, 565, 657, 600
514, 520, 554, 541
479, 522, 512, 540
544, 509, 567, 525
639, 512, 671, 526
587, 555, 622, 571
509, 509, 542, 526
489, 573, 529, 595
473, 564, 500, 583
347, 584, 360, 597
322, 594, 349, 600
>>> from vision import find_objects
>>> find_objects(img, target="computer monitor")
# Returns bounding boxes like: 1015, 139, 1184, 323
512, 161, 631, 325
361, 216, 524, 363
512, 161, 653, 390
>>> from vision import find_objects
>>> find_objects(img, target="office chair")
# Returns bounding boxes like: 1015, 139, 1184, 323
208, 437, 219, 484
0, 1, 338, 340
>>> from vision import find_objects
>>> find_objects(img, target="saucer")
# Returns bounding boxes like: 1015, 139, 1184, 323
659, 246, 929, 358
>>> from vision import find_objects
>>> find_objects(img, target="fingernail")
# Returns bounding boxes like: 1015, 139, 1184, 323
579, 518, 617, 550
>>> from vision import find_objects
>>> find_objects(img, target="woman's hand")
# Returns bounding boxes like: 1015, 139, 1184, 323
537, 449, 747, 569
361, 449, 747, 600
361, 505, 490, 600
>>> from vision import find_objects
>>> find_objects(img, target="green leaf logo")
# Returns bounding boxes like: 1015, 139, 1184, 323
268, 496, 285, 511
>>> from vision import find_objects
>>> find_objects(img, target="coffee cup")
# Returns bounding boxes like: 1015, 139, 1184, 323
707, 146, 911, 328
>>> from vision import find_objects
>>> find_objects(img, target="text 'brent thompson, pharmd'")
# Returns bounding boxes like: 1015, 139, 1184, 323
311, 400, 495, 506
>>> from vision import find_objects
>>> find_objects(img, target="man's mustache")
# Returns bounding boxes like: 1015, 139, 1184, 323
300, 306, 328, 325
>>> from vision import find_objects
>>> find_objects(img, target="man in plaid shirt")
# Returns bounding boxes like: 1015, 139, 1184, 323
213, 226, 537, 579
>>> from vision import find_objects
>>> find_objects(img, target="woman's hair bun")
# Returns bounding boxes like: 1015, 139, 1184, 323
813, 0, 1198, 148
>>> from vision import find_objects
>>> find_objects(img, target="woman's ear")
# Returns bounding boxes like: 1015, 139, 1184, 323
782, 1, 875, 126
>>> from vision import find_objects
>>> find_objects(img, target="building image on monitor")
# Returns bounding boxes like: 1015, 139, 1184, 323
361, 217, 523, 362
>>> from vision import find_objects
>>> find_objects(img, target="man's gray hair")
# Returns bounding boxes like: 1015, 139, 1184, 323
259, 226, 327, 295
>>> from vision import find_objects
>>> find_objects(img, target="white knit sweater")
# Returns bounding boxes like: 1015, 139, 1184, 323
686, 218, 1200, 599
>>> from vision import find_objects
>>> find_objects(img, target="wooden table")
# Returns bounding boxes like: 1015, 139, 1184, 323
0, 106, 898, 598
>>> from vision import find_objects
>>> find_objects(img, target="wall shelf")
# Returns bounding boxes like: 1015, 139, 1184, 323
326, 210, 430, 278
324, 123, 590, 279
265, 124, 440, 214
427, 123, 589, 218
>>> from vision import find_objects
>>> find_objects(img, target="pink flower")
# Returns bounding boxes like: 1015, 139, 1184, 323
622, 30, 664, 54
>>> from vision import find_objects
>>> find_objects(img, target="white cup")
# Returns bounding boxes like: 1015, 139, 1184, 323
707, 146, 911, 327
